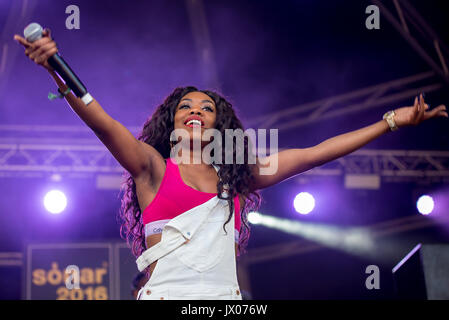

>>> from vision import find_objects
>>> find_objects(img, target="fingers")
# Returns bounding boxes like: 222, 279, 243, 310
14, 28, 58, 68
45, 28, 53, 42
424, 104, 447, 120
419, 93, 425, 118
31, 36, 53, 50
35, 47, 58, 65
14, 27, 53, 50
13, 34, 31, 48
29, 41, 57, 60
434, 104, 448, 118
414, 96, 419, 114
412, 93, 448, 121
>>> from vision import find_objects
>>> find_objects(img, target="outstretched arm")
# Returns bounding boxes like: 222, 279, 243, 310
14, 29, 162, 180
251, 94, 447, 190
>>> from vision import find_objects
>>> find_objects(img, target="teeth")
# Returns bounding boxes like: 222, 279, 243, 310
186, 119, 202, 126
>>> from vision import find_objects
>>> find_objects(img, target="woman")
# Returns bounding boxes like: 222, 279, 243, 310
14, 29, 447, 300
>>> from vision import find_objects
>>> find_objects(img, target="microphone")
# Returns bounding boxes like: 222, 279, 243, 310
23, 23, 93, 105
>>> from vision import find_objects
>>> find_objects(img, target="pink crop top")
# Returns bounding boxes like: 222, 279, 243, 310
142, 158, 241, 243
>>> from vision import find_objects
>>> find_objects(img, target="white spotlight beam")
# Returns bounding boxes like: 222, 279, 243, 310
242, 214, 449, 265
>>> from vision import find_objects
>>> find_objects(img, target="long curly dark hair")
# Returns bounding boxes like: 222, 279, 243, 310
117, 86, 262, 276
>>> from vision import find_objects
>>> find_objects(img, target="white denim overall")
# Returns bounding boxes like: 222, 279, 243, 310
136, 165, 242, 300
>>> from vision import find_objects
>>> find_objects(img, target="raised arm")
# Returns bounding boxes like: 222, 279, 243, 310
14, 28, 161, 180
47, 69, 159, 179
251, 94, 447, 190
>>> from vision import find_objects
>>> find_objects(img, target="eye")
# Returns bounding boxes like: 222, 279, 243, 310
179, 104, 213, 112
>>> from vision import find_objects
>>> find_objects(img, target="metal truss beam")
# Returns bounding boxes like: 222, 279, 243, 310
246, 71, 443, 130
301, 149, 449, 184
1, 130, 448, 184
372, 0, 449, 83
0, 138, 123, 179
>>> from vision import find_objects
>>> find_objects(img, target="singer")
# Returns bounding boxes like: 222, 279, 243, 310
13, 27, 447, 300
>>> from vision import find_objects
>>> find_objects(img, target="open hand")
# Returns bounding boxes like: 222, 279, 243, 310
393, 93, 447, 128
13, 28, 57, 72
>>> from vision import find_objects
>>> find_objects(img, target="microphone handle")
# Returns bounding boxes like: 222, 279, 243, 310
47, 54, 88, 98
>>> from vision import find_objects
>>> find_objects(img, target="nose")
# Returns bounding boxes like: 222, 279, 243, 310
189, 106, 203, 115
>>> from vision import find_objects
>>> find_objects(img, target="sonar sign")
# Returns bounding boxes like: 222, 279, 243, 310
26, 243, 113, 300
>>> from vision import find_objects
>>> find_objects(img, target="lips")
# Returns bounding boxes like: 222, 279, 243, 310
184, 115, 204, 128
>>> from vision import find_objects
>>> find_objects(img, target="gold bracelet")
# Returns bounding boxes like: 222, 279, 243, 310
382, 110, 398, 131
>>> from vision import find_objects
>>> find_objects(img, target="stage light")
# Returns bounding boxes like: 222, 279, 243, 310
293, 192, 315, 215
246, 211, 375, 255
248, 211, 262, 224
43, 190, 67, 214
416, 195, 434, 215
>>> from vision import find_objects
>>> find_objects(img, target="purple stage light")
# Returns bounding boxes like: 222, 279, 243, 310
293, 192, 315, 215
416, 195, 434, 215
43, 190, 67, 214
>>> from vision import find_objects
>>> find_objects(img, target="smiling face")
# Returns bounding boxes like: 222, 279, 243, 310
173, 91, 217, 145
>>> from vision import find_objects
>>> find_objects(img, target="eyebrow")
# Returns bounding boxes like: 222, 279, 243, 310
180, 98, 215, 105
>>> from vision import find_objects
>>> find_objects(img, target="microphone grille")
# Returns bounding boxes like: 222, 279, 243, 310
24, 23, 43, 42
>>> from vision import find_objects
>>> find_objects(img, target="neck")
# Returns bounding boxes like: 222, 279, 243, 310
171, 140, 214, 167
